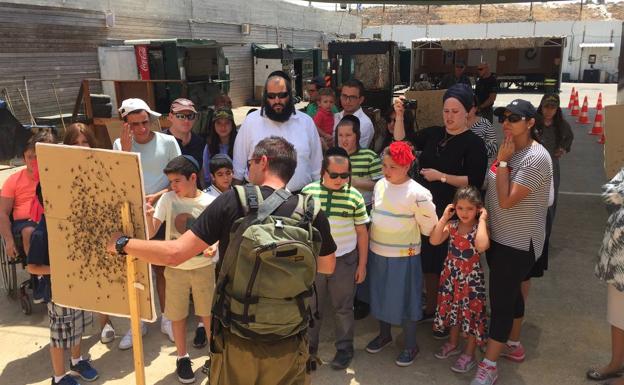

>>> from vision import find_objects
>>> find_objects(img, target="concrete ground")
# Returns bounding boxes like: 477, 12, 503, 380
0, 83, 618, 385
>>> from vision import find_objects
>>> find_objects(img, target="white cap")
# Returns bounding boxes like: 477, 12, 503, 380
118, 98, 161, 118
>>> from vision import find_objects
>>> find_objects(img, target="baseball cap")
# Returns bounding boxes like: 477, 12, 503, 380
494, 99, 537, 119
118, 98, 161, 118
540, 94, 560, 108
212, 108, 234, 122
170, 98, 197, 113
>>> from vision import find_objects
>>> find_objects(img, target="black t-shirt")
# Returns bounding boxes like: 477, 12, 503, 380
410, 126, 487, 216
191, 186, 337, 258
475, 74, 497, 106
164, 129, 205, 169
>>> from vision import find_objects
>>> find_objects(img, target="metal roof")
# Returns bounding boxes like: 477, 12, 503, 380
412, 36, 565, 50
302, 1, 570, 4
579, 42, 615, 48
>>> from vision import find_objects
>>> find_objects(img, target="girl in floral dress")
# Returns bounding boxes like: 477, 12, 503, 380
429, 186, 490, 373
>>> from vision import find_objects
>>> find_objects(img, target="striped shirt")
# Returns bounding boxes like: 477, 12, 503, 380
302, 181, 369, 257
470, 117, 498, 163
369, 178, 438, 257
485, 141, 552, 257
350, 148, 383, 205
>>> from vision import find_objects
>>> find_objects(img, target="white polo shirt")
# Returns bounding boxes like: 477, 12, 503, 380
334, 107, 375, 149
232, 109, 323, 192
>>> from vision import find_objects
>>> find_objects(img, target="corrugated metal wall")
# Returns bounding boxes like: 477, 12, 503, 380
0, 2, 346, 123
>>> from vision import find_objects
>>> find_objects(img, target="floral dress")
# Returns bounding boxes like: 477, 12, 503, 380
433, 220, 488, 344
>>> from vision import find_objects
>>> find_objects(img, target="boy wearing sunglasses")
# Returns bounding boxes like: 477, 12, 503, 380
166, 98, 205, 187
302, 147, 370, 370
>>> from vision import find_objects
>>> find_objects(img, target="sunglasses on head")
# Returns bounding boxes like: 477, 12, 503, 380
498, 114, 525, 123
266, 92, 289, 100
174, 112, 197, 120
327, 172, 351, 179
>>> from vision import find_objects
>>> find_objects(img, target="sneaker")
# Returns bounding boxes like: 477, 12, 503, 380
433, 329, 450, 340
119, 322, 148, 350
365, 335, 392, 354
452, 354, 477, 373
500, 342, 525, 363
161, 316, 175, 343
176, 357, 195, 384
330, 349, 353, 370
100, 322, 115, 344
201, 358, 210, 375
470, 361, 498, 385
395, 348, 419, 367
52, 375, 80, 385
193, 326, 207, 349
434, 342, 461, 359
69, 359, 99, 381
33, 276, 45, 304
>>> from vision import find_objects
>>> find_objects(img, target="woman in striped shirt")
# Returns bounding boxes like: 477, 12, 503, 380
471, 99, 552, 385
335, 115, 383, 209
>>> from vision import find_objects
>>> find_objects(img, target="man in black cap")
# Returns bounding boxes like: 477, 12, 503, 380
439, 60, 472, 89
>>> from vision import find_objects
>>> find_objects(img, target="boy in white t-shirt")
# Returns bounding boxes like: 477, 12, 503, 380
146, 155, 217, 384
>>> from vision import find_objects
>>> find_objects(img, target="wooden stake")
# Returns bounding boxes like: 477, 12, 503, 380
121, 202, 146, 385
52, 82, 67, 132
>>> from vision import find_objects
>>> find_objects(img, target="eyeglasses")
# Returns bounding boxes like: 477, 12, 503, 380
266, 92, 289, 100
498, 114, 525, 123
327, 172, 351, 179
173, 112, 197, 120
340, 94, 360, 102
247, 157, 273, 168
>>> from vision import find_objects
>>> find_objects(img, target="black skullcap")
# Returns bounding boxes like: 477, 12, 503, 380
325, 146, 349, 158
443, 83, 474, 112
268, 70, 291, 84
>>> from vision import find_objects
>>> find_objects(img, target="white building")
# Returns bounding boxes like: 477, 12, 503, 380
364, 20, 622, 83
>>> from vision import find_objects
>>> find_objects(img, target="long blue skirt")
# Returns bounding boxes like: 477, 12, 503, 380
368, 251, 423, 325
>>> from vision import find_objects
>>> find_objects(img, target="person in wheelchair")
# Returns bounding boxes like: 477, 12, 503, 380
0, 131, 56, 303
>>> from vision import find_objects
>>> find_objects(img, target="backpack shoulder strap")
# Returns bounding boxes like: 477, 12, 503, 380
257, 188, 291, 222
293, 193, 320, 224
235, 184, 263, 216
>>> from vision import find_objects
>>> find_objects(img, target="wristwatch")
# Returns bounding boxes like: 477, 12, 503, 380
115, 235, 131, 255
440, 174, 447, 183
498, 161, 508, 168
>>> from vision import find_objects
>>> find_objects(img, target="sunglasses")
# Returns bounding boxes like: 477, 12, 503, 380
498, 114, 525, 123
340, 94, 360, 102
327, 172, 351, 179
174, 112, 197, 120
266, 92, 289, 100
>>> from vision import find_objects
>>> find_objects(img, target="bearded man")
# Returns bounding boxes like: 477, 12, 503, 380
232, 71, 323, 192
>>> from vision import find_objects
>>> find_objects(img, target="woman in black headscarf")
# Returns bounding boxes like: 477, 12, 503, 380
393, 83, 488, 329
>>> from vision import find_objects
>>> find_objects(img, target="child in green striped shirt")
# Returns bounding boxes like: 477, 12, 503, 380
302, 147, 369, 370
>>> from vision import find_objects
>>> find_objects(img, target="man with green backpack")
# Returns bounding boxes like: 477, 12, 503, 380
107, 136, 337, 385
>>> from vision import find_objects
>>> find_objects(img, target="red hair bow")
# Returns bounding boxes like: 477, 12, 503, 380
389, 141, 415, 167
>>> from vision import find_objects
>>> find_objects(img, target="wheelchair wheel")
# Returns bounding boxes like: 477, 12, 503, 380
0, 239, 18, 299
20, 295, 32, 315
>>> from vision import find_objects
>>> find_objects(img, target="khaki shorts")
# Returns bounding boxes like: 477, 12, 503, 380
164, 264, 215, 321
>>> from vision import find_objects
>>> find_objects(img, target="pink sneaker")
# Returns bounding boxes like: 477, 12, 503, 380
434, 342, 461, 359
500, 342, 525, 362
452, 353, 477, 373
470, 361, 498, 385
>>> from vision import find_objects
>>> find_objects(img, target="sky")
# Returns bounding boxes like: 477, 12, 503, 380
282, 0, 622, 11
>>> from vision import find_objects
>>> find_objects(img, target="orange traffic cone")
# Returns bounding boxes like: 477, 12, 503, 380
598, 132, 605, 144
596, 92, 603, 110
589, 104, 604, 135
571, 91, 580, 116
567, 87, 576, 109
578, 96, 590, 124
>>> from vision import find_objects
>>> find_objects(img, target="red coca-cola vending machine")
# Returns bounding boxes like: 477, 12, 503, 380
134, 45, 151, 80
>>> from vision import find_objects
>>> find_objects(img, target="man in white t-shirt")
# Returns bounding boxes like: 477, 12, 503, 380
334, 79, 374, 149
232, 71, 323, 192
113, 98, 181, 350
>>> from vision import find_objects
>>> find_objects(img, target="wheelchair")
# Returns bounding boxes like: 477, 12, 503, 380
0, 229, 35, 314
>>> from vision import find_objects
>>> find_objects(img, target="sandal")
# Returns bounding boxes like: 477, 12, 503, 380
587, 367, 624, 381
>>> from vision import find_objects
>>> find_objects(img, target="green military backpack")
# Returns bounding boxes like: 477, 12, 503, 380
212, 185, 321, 341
